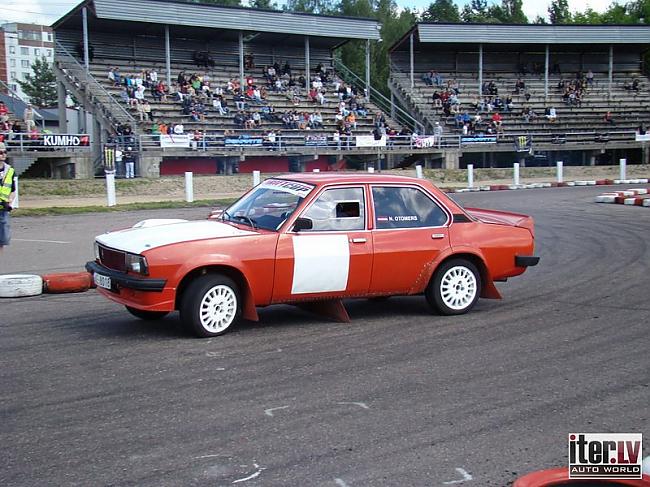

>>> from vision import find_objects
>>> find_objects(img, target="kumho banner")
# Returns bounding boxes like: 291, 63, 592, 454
355, 135, 386, 148
43, 134, 90, 147
160, 134, 191, 148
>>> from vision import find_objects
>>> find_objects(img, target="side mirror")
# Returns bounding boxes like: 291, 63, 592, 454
293, 217, 313, 232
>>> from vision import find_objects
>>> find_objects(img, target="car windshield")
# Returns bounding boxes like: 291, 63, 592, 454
223, 179, 315, 231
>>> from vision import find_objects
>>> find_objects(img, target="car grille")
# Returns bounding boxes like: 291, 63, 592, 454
98, 245, 126, 272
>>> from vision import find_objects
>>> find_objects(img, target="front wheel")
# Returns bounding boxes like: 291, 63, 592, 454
180, 274, 241, 338
426, 259, 481, 315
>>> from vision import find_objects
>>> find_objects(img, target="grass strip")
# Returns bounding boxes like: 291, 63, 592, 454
13, 198, 237, 217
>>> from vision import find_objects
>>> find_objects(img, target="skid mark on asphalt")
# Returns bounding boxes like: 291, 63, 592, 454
13, 238, 72, 244
232, 463, 264, 483
443, 467, 473, 484
334, 478, 349, 486
264, 405, 290, 417
337, 401, 370, 409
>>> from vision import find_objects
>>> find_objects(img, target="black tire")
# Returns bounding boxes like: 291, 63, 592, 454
180, 274, 241, 338
426, 259, 481, 315
125, 306, 170, 321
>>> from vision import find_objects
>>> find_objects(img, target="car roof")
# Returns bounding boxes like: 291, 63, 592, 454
275, 172, 431, 186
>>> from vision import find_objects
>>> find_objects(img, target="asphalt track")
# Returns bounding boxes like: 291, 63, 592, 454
1, 186, 649, 487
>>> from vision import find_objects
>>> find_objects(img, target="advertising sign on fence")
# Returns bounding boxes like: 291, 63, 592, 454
635, 133, 650, 142
224, 136, 264, 147
355, 135, 386, 148
160, 134, 191, 148
414, 136, 437, 148
42, 134, 91, 147
461, 135, 497, 145
305, 134, 328, 147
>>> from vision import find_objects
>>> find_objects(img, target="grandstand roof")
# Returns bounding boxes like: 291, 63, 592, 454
53, 0, 382, 44
391, 22, 650, 51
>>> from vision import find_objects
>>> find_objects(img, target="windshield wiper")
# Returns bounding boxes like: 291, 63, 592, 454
232, 215, 257, 229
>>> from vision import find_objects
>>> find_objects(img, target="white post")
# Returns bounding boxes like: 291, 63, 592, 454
514, 162, 520, 186
11, 176, 19, 209
556, 160, 563, 183
252, 170, 261, 187
185, 171, 194, 203
313, 168, 320, 172
368, 166, 375, 173
106, 172, 116, 207
467, 164, 474, 188
415, 164, 423, 179
619, 158, 626, 181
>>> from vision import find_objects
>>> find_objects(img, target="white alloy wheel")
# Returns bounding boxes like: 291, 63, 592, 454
439, 266, 477, 311
199, 284, 238, 333
0, 274, 43, 298
180, 274, 241, 338
426, 259, 481, 315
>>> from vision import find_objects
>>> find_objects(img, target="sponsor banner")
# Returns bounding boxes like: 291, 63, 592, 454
635, 133, 650, 142
43, 134, 90, 147
258, 179, 315, 198
160, 134, 191, 148
461, 135, 497, 145
414, 136, 437, 148
514, 134, 533, 152
568, 433, 642, 479
355, 135, 386, 148
224, 136, 263, 147
305, 134, 328, 147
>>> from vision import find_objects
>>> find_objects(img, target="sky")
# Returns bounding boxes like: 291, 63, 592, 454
1, 0, 614, 26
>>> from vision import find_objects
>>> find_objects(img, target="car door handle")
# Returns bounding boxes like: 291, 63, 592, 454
350, 238, 367, 243
431, 233, 446, 239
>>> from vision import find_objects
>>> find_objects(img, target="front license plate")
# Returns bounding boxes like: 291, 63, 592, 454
94, 273, 112, 290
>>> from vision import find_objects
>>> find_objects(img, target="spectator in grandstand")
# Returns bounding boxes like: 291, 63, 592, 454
422, 71, 434, 86
637, 124, 646, 135
545, 106, 557, 123
234, 90, 247, 111
432, 91, 442, 108
23, 104, 36, 131
493, 95, 504, 111
332, 129, 341, 150
233, 111, 246, 129
124, 147, 135, 179
173, 123, 184, 135
260, 104, 277, 122
433, 121, 443, 148
491, 112, 503, 130
433, 71, 443, 87
244, 53, 254, 70
449, 79, 460, 95
1, 103, 10, 124
136, 100, 146, 122
514, 78, 525, 94
134, 85, 146, 103
586, 69, 594, 86
624, 78, 641, 92
504, 96, 514, 112
603, 111, 615, 125
212, 96, 229, 115
346, 112, 357, 130
264, 130, 277, 150
252, 111, 261, 128
283, 61, 292, 76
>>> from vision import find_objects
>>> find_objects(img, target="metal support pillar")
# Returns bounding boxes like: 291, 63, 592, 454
390, 92, 395, 119
305, 36, 311, 92
478, 44, 483, 100
56, 81, 68, 133
239, 31, 244, 91
544, 44, 549, 100
409, 33, 414, 89
82, 7, 90, 71
365, 39, 370, 101
608, 45, 613, 98
165, 25, 171, 88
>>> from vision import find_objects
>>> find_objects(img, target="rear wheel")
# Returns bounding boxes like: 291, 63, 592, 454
426, 259, 481, 315
180, 274, 240, 338
125, 306, 169, 320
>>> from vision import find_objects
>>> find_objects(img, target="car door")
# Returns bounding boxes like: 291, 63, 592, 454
369, 185, 451, 294
272, 186, 372, 302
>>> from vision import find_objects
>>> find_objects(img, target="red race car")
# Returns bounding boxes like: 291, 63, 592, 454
87, 173, 539, 337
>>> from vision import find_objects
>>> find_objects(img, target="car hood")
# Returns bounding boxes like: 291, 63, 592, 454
96, 220, 256, 254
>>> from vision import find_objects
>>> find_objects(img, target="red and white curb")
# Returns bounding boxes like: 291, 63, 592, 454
595, 188, 650, 207
453, 178, 649, 193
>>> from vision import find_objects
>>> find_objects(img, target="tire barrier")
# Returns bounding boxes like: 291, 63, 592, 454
595, 188, 650, 207
454, 177, 649, 193
0, 274, 44, 298
41, 272, 94, 294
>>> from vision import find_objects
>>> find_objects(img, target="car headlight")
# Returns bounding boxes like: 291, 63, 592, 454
125, 253, 149, 275
94, 241, 100, 260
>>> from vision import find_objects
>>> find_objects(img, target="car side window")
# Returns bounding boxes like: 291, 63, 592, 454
372, 186, 447, 229
301, 187, 365, 231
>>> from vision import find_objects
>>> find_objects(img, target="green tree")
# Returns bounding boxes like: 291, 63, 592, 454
571, 8, 603, 24
249, 0, 278, 8
283, 0, 335, 14
548, 0, 571, 24
17, 57, 56, 108
497, 0, 527, 23
461, 0, 493, 23
421, 0, 461, 22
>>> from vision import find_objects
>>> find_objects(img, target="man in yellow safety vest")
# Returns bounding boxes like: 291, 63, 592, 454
0, 142, 16, 252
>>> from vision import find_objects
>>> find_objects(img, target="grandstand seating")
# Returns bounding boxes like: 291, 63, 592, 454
80, 56, 399, 148
390, 68, 650, 143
